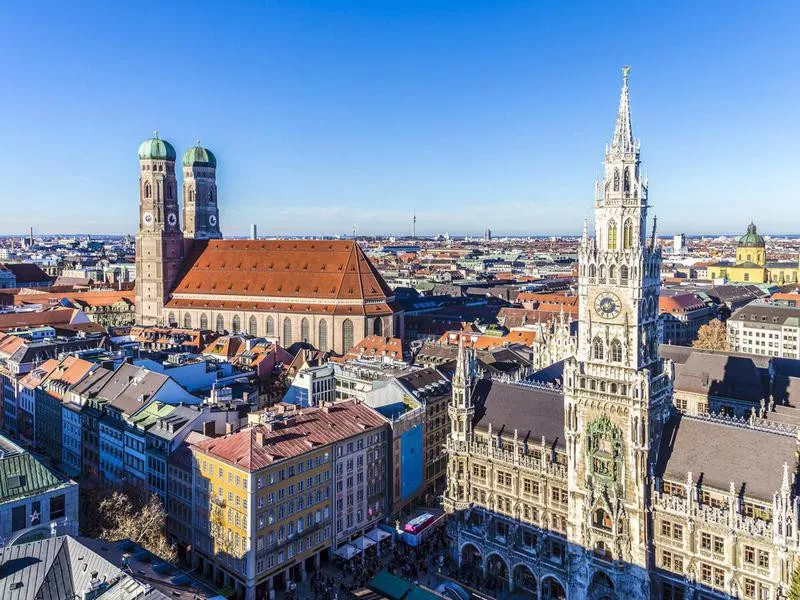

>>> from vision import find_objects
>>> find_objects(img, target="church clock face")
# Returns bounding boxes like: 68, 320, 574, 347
209, 214, 217, 226
143, 211, 154, 227
167, 213, 177, 227
595, 292, 622, 319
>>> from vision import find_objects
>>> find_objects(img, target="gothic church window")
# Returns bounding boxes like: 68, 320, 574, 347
283, 318, 293, 346
589, 265, 597, 279
608, 221, 617, 250
593, 508, 613, 530
144, 183, 151, 198
623, 167, 631, 191
623, 219, 633, 249
610, 339, 622, 362
216, 314, 225, 333
613, 169, 620, 191
249, 316, 258, 336
609, 265, 617, 281
342, 319, 354, 350
620, 265, 629, 284
373, 318, 382, 336
266, 316, 275, 336
183, 313, 192, 328
301, 318, 310, 343
319, 320, 328, 352
592, 337, 604, 360
200, 313, 208, 329
167, 312, 177, 327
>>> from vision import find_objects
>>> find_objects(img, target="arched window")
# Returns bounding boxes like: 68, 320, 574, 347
232, 315, 241, 334
623, 167, 631, 192
167, 185, 173, 200
183, 313, 192, 328
610, 339, 622, 362
144, 182, 151, 198
599, 265, 606, 282
623, 219, 634, 249
200, 313, 208, 330
209, 189, 215, 203
609, 265, 617, 281
607, 220, 617, 250
301, 318, 310, 343
613, 169, 620, 191
189, 189, 195, 202
167, 312, 177, 327
592, 337, 604, 360
373, 318, 383, 336
283, 318, 293, 346
318, 320, 328, 352
342, 319, 354, 351
215, 314, 225, 333
249, 315, 258, 336
620, 265, 629, 284
266, 316, 275, 336
589, 264, 596, 278
594, 509, 613, 530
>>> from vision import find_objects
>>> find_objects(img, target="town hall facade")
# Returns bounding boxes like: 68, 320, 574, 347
443, 69, 798, 600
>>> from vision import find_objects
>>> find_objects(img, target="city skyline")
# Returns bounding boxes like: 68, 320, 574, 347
2, 2, 799, 236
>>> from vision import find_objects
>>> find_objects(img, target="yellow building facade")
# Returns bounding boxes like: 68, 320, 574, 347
708, 222, 800, 284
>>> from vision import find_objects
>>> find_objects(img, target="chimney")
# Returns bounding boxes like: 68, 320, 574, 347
255, 430, 265, 446
202, 420, 214, 436
225, 422, 234, 435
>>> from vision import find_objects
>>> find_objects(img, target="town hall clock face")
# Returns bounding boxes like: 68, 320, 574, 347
595, 292, 622, 319
143, 211, 154, 227
208, 214, 217, 226
167, 213, 177, 227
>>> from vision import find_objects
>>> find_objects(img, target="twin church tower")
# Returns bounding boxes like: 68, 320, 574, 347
134, 136, 221, 325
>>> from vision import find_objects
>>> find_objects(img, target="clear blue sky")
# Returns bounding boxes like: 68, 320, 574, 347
1, 1, 798, 237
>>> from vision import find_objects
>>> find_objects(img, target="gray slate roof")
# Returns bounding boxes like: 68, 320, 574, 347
0, 535, 169, 600
471, 378, 565, 450
655, 414, 796, 502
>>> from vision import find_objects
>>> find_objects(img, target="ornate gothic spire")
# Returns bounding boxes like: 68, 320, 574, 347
454, 334, 469, 387
610, 65, 635, 154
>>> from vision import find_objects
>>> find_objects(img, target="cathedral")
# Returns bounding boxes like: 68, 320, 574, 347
443, 68, 798, 599
134, 137, 402, 353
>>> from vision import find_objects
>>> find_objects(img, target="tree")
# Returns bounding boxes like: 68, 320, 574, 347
97, 490, 177, 562
692, 318, 729, 351
790, 563, 800, 600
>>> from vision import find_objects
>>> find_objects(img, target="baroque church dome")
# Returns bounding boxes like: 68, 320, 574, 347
138, 133, 176, 161
182, 143, 217, 168
737, 222, 765, 248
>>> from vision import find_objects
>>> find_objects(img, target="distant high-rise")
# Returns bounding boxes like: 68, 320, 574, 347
412, 210, 417, 239
484, 227, 492, 241
250, 223, 258, 240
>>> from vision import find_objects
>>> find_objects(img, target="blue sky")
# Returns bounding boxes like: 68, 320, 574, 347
1, 1, 798, 237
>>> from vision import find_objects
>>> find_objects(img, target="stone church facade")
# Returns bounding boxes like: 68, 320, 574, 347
443, 69, 798, 600
134, 138, 402, 354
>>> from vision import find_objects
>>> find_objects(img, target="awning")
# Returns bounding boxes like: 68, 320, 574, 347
353, 536, 377, 551
366, 528, 392, 543
334, 543, 361, 559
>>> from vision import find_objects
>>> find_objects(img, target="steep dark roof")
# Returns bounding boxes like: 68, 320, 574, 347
472, 379, 565, 450
671, 349, 769, 403
655, 413, 796, 501
0, 263, 52, 284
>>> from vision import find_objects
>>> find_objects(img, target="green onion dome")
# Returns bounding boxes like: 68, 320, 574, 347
182, 142, 217, 168
737, 222, 765, 248
138, 131, 176, 161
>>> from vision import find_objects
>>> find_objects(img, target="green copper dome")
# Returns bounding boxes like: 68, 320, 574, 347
737, 222, 765, 248
138, 132, 176, 161
182, 143, 217, 168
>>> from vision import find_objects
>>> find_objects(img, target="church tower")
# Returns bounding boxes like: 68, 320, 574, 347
562, 67, 673, 598
443, 336, 475, 511
135, 134, 184, 326
181, 143, 221, 242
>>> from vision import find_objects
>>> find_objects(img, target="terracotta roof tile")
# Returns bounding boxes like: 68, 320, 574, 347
192, 400, 387, 471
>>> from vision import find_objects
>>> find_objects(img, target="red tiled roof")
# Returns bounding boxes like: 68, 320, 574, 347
192, 400, 387, 471
0, 308, 80, 331
345, 336, 405, 361
659, 293, 706, 313
169, 240, 394, 303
